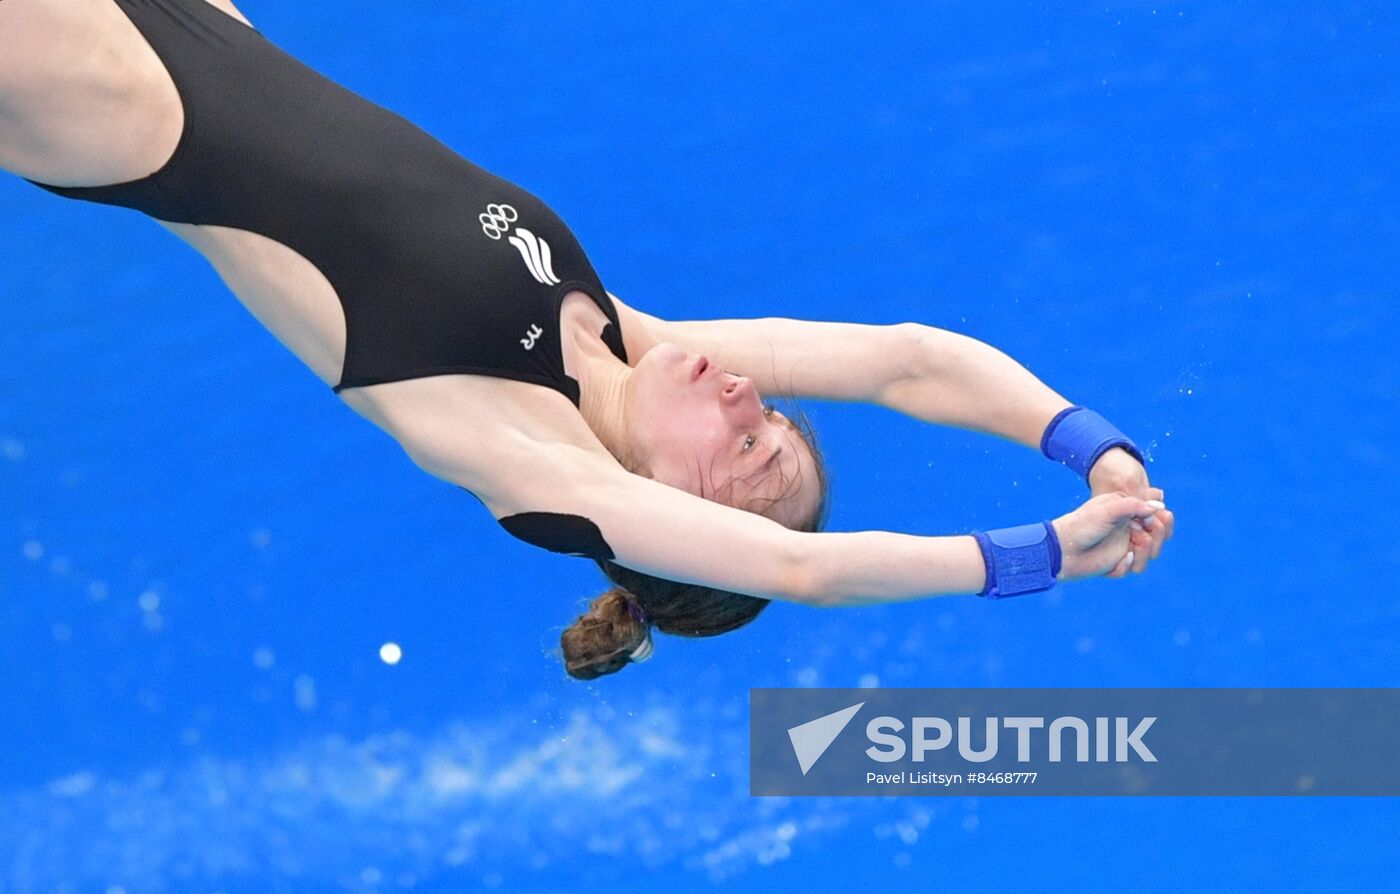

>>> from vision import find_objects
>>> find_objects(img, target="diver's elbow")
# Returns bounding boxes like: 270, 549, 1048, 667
783, 532, 843, 608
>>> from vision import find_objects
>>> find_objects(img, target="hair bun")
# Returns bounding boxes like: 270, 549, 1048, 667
560, 587, 652, 680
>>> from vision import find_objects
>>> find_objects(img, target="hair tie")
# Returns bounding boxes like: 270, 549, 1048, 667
622, 595, 654, 662
628, 635, 654, 662
624, 595, 651, 626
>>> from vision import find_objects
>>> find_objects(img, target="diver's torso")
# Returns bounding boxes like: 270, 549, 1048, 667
23, 0, 631, 407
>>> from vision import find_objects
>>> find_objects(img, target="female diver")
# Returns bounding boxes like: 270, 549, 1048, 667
0, 0, 1174, 679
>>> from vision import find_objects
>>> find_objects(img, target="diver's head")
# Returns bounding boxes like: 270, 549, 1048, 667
560, 347, 831, 680
618, 341, 821, 528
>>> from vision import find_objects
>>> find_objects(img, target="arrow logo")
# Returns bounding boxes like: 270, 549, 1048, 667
787, 701, 865, 775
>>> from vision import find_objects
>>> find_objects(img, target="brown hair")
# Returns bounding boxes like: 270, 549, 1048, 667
560, 400, 830, 680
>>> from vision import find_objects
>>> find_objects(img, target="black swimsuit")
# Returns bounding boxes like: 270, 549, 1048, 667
29, 0, 626, 560
29, 0, 628, 408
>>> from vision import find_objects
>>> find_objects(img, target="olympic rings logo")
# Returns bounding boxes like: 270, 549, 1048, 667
479, 203, 519, 240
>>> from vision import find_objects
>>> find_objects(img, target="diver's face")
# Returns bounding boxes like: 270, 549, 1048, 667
627, 342, 813, 523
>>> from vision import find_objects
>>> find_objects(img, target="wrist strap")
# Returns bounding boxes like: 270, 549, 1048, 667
1041, 406, 1144, 480
972, 521, 1062, 599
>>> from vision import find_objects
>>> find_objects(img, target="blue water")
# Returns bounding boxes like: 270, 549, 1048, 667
1, 1, 1396, 891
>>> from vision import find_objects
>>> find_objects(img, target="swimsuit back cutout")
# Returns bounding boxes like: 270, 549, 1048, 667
29, 0, 628, 405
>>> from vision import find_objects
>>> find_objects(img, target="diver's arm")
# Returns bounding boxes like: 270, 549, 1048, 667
614, 291, 1072, 446
607, 292, 918, 403
428, 436, 1153, 606
406, 428, 989, 607
877, 325, 1073, 448
492, 454, 991, 607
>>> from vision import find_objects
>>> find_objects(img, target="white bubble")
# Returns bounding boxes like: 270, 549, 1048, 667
52, 623, 73, 643
359, 866, 382, 886
0, 437, 24, 460
250, 529, 272, 550
138, 590, 161, 612
962, 814, 980, 832
142, 612, 164, 632
1074, 636, 1096, 655
1173, 629, 1192, 647
22, 540, 44, 561
857, 673, 880, 689
88, 581, 109, 602
253, 647, 276, 669
379, 642, 403, 665
794, 666, 819, 687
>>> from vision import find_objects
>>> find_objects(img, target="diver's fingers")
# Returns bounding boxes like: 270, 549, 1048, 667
1106, 550, 1134, 579
1129, 525, 1153, 573
1151, 510, 1171, 559
1132, 541, 1151, 574
1160, 507, 1176, 542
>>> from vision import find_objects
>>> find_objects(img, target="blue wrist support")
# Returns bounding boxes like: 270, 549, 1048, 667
1041, 406, 1144, 481
972, 521, 1062, 599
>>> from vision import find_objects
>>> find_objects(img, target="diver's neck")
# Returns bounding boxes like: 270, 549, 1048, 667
576, 344, 642, 473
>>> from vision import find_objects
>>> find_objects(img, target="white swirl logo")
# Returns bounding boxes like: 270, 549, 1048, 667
478, 203, 519, 240
508, 228, 561, 286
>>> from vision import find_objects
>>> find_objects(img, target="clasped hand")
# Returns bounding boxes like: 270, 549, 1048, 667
1052, 447, 1177, 581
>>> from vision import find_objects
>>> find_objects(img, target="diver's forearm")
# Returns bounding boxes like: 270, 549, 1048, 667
801, 529, 986, 607
881, 324, 1072, 449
